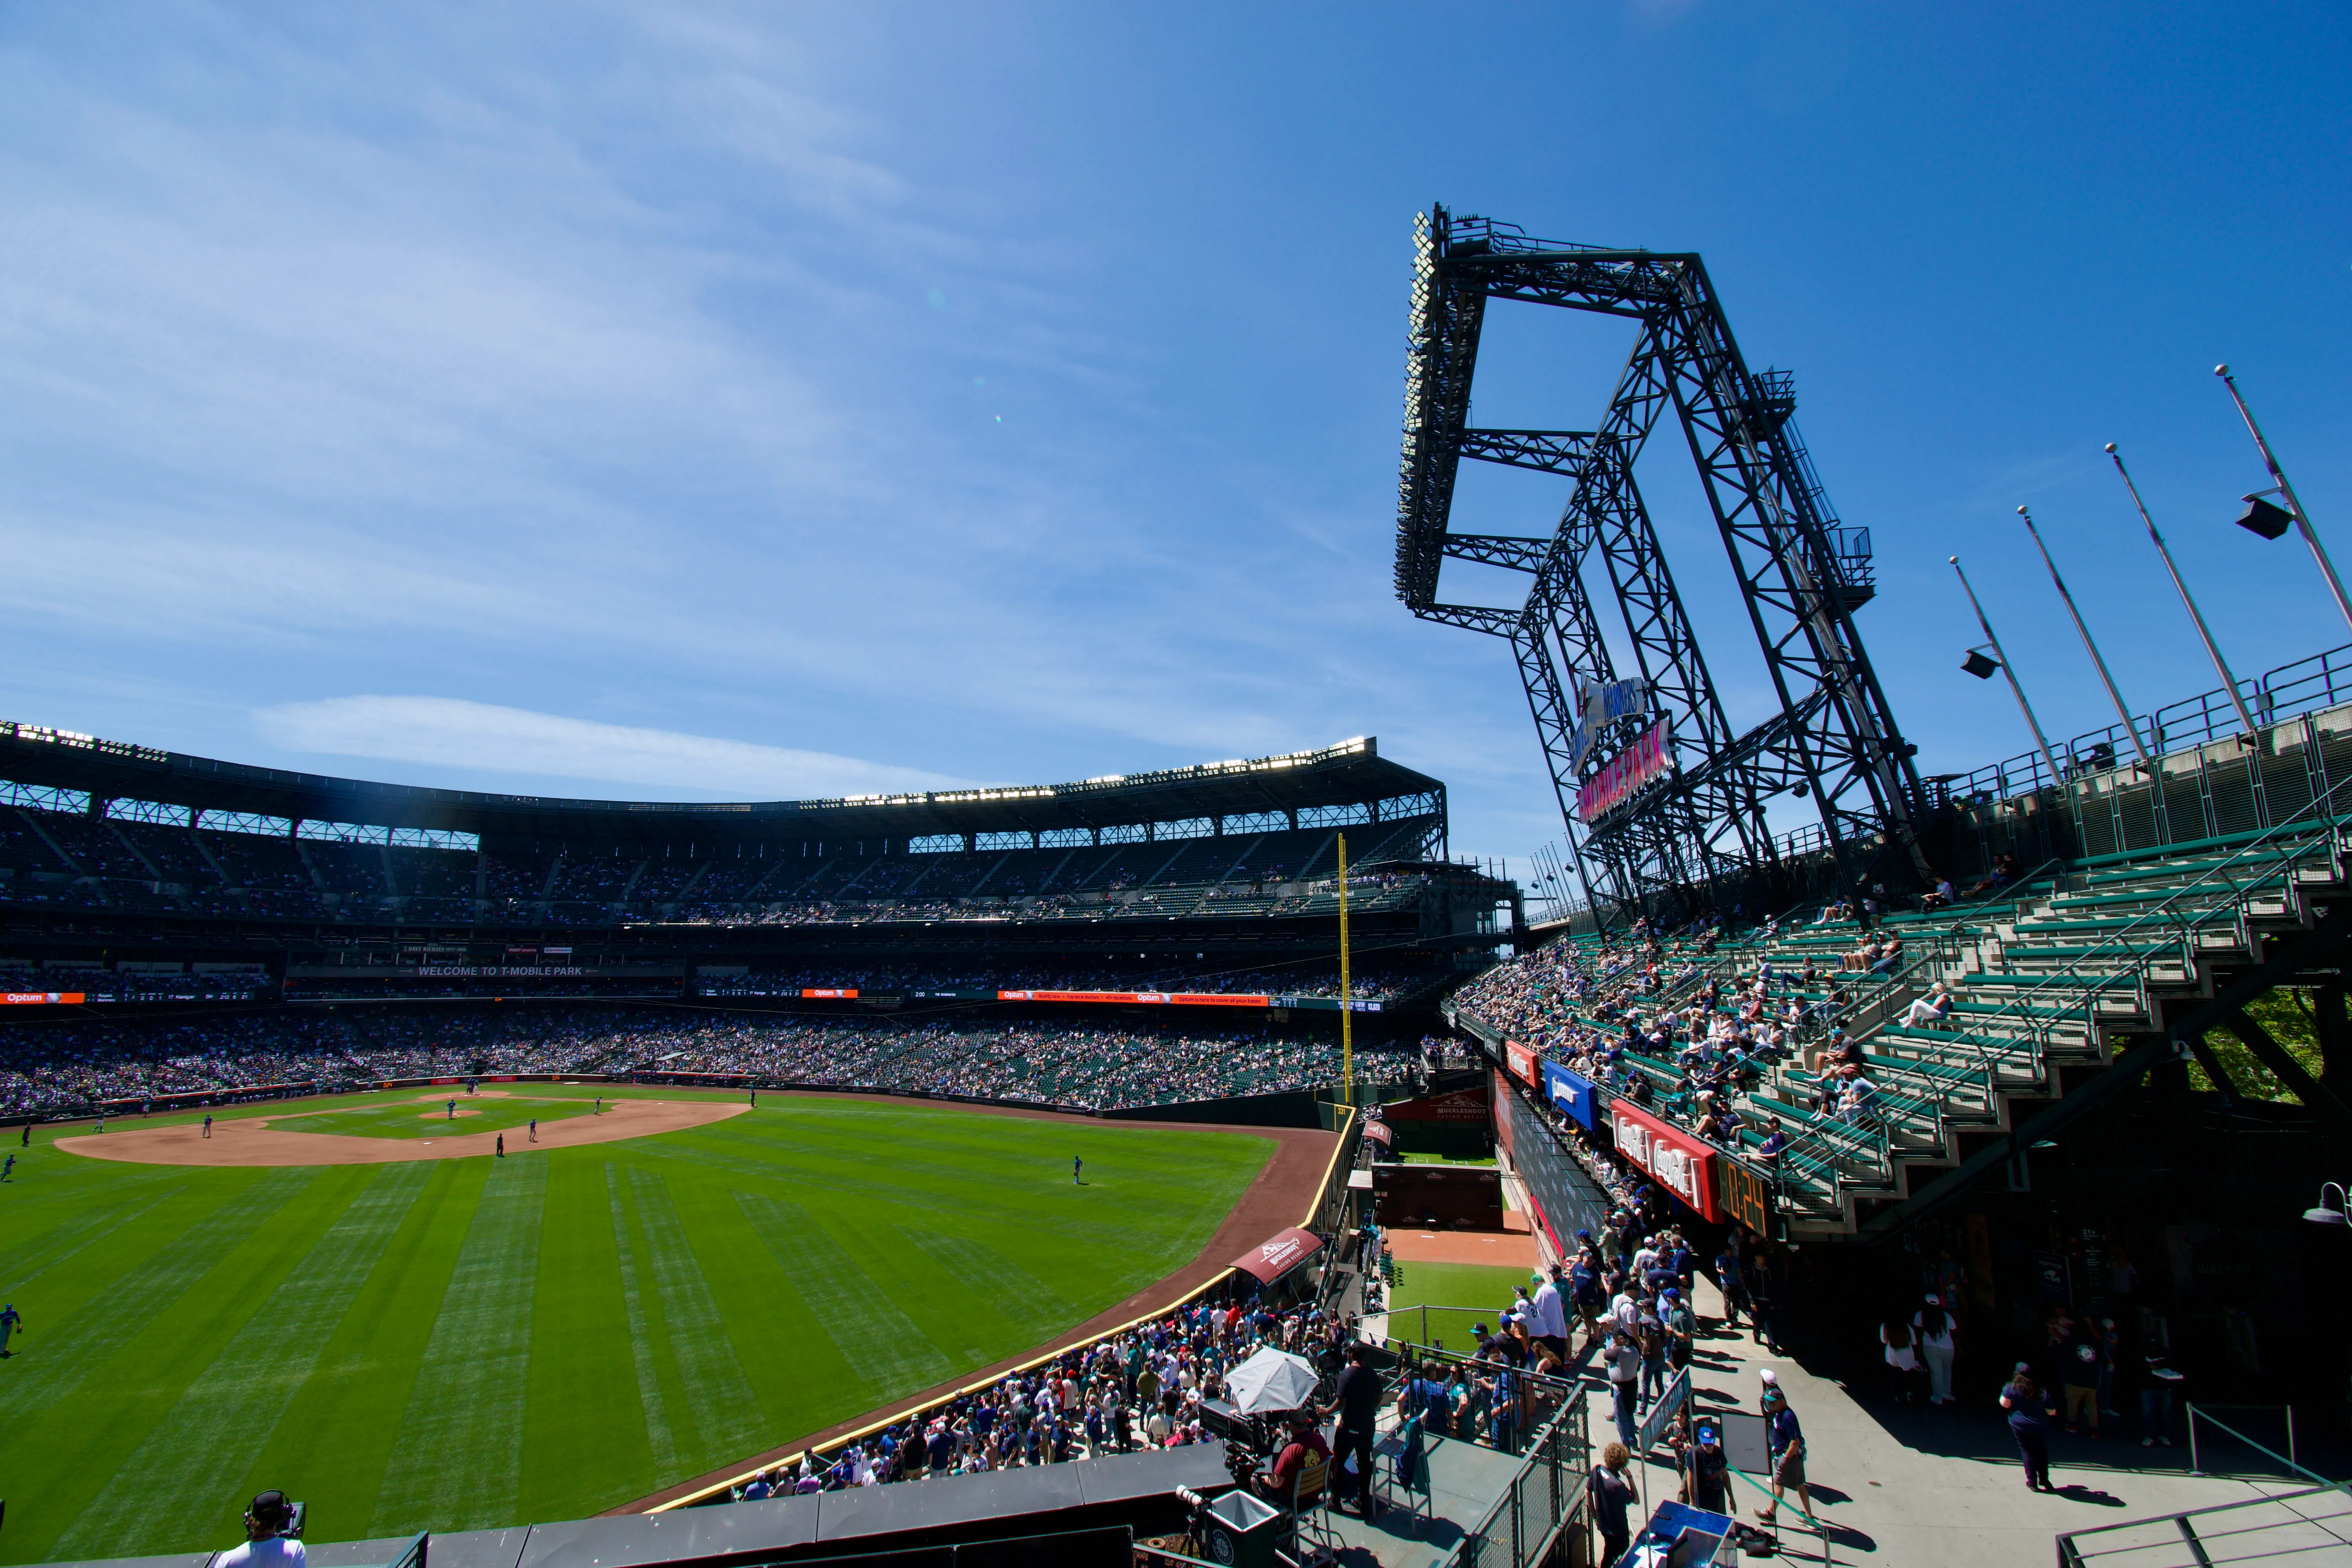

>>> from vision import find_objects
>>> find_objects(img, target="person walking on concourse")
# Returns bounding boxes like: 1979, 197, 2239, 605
2002, 1363, 2058, 1492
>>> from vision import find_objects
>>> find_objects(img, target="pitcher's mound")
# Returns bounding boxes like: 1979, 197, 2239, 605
59, 1099, 749, 1167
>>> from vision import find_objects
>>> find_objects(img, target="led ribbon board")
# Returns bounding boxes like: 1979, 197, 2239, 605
1577, 718, 1677, 824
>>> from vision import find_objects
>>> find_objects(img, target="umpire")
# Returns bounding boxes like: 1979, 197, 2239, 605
1318, 1341, 1383, 1519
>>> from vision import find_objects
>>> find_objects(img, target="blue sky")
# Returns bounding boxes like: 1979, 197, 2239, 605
1, 3, 2346, 877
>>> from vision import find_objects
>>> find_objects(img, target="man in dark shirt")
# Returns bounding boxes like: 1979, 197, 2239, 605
1319, 1342, 1383, 1517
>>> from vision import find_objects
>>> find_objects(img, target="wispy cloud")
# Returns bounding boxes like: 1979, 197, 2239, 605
255, 696, 967, 800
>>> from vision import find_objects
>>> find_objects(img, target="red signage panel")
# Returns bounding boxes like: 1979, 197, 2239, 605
1506, 1041, 1539, 1088
1, 992, 85, 1005
1610, 1100, 1720, 1221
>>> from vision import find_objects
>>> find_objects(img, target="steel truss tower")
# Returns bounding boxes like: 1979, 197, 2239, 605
1394, 208, 1927, 924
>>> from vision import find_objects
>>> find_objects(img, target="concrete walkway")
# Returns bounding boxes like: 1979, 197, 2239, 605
1565, 1275, 2320, 1565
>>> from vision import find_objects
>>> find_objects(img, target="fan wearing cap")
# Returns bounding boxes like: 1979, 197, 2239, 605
218, 1491, 304, 1568
1251, 1410, 1330, 1508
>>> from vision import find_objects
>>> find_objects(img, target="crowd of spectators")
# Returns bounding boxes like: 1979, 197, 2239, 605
723, 1296, 1358, 1493
0, 1006, 1433, 1119
1450, 909, 1863, 1163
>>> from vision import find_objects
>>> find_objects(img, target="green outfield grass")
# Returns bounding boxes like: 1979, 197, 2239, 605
0, 1085, 1272, 1562
1384, 1260, 1538, 1354
262, 1093, 600, 1141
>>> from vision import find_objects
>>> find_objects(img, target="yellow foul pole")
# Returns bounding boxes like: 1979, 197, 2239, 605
1337, 832, 1352, 1105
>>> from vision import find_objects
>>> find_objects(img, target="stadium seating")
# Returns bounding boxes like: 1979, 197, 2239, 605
1452, 814, 2350, 1236
0, 1003, 1448, 1120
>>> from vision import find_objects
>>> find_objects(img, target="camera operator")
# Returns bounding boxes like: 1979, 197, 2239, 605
1251, 1412, 1329, 1507
217, 1491, 304, 1568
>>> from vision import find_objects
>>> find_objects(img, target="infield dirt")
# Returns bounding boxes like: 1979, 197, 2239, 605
56, 1094, 748, 1165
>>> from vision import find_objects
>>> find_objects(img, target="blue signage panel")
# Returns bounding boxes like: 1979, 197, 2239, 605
1543, 1058, 1596, 1131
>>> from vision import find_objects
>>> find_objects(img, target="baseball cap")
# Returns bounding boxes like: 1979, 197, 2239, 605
1757, 1367, 1778, 1385
249, 1492, 291, 1523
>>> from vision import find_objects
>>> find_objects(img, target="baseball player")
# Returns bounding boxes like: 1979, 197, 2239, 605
0, 1301, 22, 1356
204, 1114, 214, 1138
528, 1118, 538, 1143
3, 1152, 14, 1180
1073, 1155, 1083, 1185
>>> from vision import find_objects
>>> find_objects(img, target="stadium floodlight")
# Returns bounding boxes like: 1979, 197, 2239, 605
2304, 1181, 2348, 1227
2236, 495, 2295, 541
1961, 650, 1999, 680
2217, 365, 2352, 634
1952, 556, 2064, 790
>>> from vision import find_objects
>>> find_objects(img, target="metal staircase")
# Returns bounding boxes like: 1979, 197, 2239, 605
1760, 802, 2352, 1239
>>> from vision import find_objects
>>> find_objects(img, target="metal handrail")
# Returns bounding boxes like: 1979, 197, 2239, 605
1764, 781, 2352, 1216
2054, 1478, 2352, 1568
1955, 639, 2352, 802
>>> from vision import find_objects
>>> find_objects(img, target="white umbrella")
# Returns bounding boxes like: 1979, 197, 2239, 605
1224, 1346, 1321, 1414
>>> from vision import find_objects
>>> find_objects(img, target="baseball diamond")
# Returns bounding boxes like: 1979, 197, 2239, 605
0, 1085, 1292, 1562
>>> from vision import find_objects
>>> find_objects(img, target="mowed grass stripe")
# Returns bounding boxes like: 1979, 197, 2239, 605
513, 1157, 649, 1530
0, 1183, 184, 1299
371, 1158, 548, 1536
604, 1161, 679, 1478
245, 1164, 476, 1552
625, 1165, 764, 1465
735, 1192, 954, 1398
897, 1227, 1075, 1332
642, 1132, 1145, 1250
715, 1107, 1271, 1228
47, 1163, 434, 1561
0, 1168, 321, 1429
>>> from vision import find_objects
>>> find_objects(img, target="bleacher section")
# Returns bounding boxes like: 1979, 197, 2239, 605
1454, 804, 2352, 1241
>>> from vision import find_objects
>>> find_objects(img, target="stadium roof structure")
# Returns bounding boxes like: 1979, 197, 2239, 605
0, 724, 1445, 850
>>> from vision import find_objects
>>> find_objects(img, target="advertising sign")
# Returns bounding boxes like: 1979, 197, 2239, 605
1566, 673, 1655, 775
1505, 1040, 1539, 1088
1381, 1087, 1490, 1123
996, 989, 1274, 1008
1577, 718, 1677, 824
1542, 1058, 1597, 1130
1610, 1099, 1720, 1221
2, 992, 85, 1005
800, 988, 860, 999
